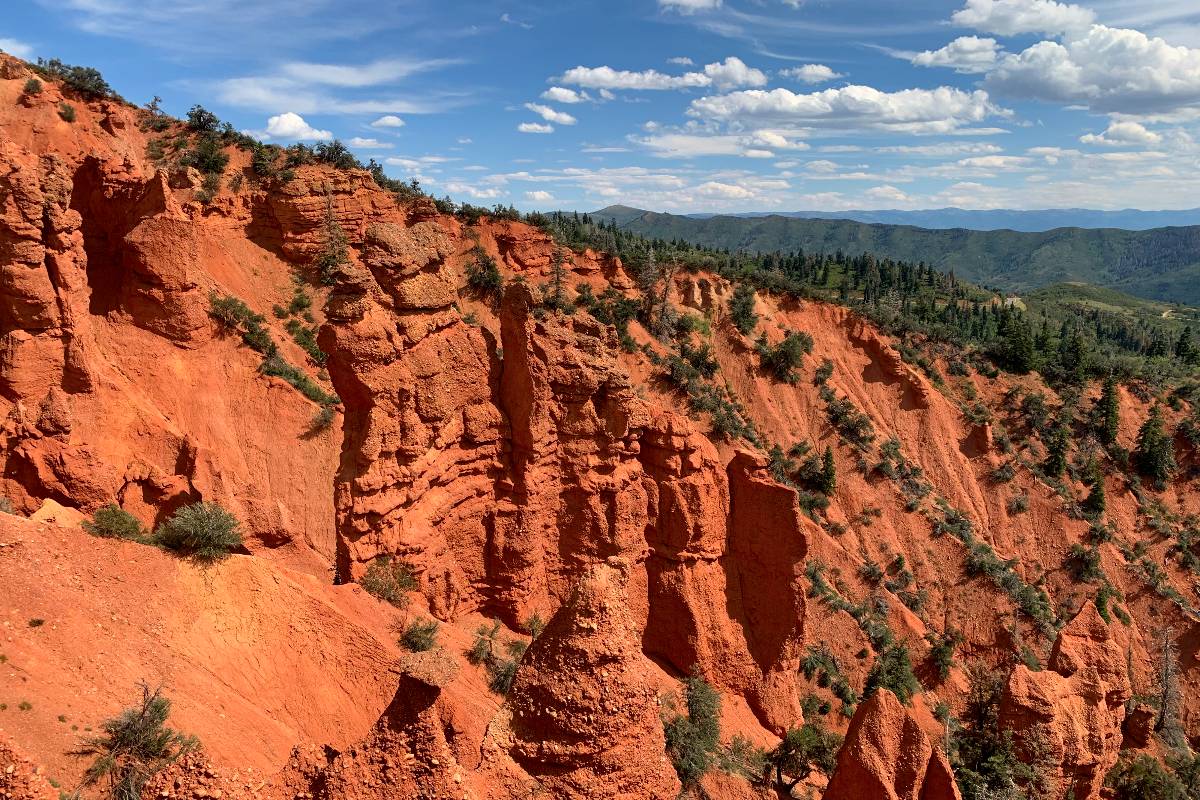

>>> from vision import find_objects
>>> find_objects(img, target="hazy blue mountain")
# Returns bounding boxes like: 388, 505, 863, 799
677, 207, 1200, 232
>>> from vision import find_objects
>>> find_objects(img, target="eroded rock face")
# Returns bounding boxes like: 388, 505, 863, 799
824, 689, 961, 800
999, 603, 1130, 800
509, 559, 681, 799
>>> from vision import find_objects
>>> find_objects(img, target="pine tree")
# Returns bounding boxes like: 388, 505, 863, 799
1177, 326, 1197, 365
818, 446, 836, 495
1043, 421, 1069, 478
729, 283, 758, 335
1096, 374, 1120, 445
1082, 460, 1106, 515
1134, 405, 1176, 489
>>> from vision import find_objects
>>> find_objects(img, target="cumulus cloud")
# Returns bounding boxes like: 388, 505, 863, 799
524, 103, 577, 125
780, 64, 845, 84
865, 185, 911, 203
370, 115, 406, 128
1080, 120, 1163, 145
985, 25, 1200, 114
659, 0, 721, 12
952, 0, 1095, 37
541, 86, 590, 104
258, 112, 332, 141
518, 122, 554, 134
525, 190, 554, 202
911, 36, 1001, 73
688, 85, 1002, 135
695, 181, 755, 199
558, 57, 765, 91
702, 57, 767, 90
0, 37, 33, 59
347, 137, 392, 148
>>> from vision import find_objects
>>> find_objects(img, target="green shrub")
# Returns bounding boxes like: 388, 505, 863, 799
35, 58, 113, 99
400, 618, 439, 652
486, 639, 527, 695
154, 502, 242, 563
360, 556, 417, 607
72, 685, 197, 800
259, 355, 339, 405
464, 249, 504, 301
864, 644, 919, 705
58, 102, 76, 123
1006, 494, 1029, 515
82, 505, 147, 542
185, 105, 220, 133
308, 405, 336, 434
927, 628, 962, 683
814, 358, 834, 385
1105, 755, 1186, 800
757, 330, 813, 383
180, 134, 229, 176
22, 78, 42, 96
664, 669, 722, 786
728, 283, 758, 335
952, 663, 1041, 800
1067, 544, 1103, 583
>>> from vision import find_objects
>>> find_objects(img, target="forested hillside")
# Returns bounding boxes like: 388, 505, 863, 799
596, 206, 1200, 305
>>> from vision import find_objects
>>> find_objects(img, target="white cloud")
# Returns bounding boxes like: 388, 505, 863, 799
524, 103, 577, 125
702, 57, 768, 90
659, 0, 721, 12
632, 129, 809, 158
688, 85, 1002, 135
279, 58, 455, 87
952, 0, 1095, 36
780, 64, 845, 84
259, 112, 332, 141
1080, 120, 1163, 145
518, 122, 554, 134
0, 37, 33, 59
559, 65, 711, 90
695, 181, 755, 199
668, 57, 695, 66
985, 25, 1200, 114
348, 137, 392, 148
525, 190, 554, 202
444, 181, 504, 199
865, 185, 911, 203
370, 115, 406, 128
558, 57, 765, 92
911, 36, 1001, 73
542, 86, 590, 104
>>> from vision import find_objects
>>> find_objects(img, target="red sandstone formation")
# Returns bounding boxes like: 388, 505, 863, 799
824, 690, 960, 800
1, 52, 1197, 800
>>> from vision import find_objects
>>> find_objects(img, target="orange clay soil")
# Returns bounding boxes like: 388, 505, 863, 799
0, 52, 1197, 800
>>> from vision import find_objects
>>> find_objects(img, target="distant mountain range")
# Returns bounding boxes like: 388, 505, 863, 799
593, 205, 1200, 305
681, 207, 1200, 232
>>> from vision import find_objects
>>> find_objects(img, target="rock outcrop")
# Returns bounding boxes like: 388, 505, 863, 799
824, 689, 961, 800
508, 558, 681, 799
999, 603, 1131, 800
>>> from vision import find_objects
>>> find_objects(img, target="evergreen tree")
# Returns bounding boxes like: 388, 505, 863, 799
818, 446, 837, 495
1176, 326, 1197, 365
997, 315, 1035, 374
728, 283, 758, 335
1134, 405, 1176, 489
1096, 374, 1120, 445
1043, 421, 1069, 478
1082, 460, 1106, 515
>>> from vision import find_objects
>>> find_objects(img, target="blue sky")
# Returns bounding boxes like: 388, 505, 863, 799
5, 0, 1200, 212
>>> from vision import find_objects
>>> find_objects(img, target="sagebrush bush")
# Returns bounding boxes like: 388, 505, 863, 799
400, 618, 439, 652
360, 556, 417, 607
664, 669, 722, 786
73, 684, 197, 800
83, 504, 147, 541
154, 502, 243, 562
22, 78, 42, 95
58, 102, 76, 122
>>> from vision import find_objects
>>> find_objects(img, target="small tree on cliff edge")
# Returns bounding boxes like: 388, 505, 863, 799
1135, 405, 1176, 489
729, 282, 758, 336
818, 446, 837, 495
767, 719, 842, 792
